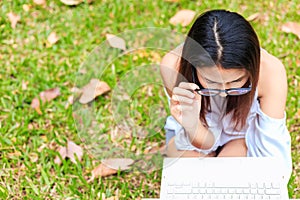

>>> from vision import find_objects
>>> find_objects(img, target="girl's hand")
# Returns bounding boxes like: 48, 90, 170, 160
170, 82, 201, 134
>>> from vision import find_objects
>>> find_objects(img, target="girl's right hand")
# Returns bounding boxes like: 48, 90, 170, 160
170, 82, 202, 133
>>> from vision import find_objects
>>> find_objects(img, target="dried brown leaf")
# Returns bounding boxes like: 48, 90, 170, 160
281, 22, 300, 39
54, 141, 83, 164
29, 152, 39, 163
296, 135, 300, 142
91, 163, 118, 180
169, 10, 196, 27
47, 32, 59, 46
89, 158, 134, 181
65, 95, 74, 109
39, 87, 60, 102
7, 12, 20, 29
106, 34, 127, 51
33, 0, 46, 6
22, 80, 28, 90
22, 4, 31, 12
30, 97, 42, 115
54, 146, 67, 165
30, 88, 60, 114
79, 79, 110, 104
101, 158, 134, 170
246, 13, 260, 22
60, 0, 83, 5
66, 140, 83, 164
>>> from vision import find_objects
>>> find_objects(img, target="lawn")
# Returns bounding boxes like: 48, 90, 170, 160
0, 0, 299, 199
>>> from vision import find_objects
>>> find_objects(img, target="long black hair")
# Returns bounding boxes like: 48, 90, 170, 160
177, 10, 260, 130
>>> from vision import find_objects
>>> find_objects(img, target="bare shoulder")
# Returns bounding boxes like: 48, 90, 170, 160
160, 45, 183, 96
257, 49, 287, 118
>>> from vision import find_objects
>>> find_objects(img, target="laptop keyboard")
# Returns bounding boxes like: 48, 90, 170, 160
166, 181, 282, 199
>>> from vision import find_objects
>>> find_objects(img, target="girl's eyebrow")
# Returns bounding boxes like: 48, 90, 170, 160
205, 75, 246, 84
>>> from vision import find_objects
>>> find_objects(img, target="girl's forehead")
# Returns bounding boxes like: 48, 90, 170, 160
197, 66, 248, 82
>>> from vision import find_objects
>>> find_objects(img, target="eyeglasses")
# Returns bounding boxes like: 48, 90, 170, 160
192, 67, 252, 96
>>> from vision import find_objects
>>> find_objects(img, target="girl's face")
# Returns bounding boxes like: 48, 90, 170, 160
196, 66, 250, 97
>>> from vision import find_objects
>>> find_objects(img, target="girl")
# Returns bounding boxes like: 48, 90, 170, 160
160, 10, 292, 175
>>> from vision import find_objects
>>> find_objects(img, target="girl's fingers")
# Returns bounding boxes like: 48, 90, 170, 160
171, 104, 193, 114
173, 87, 195, 99
172, 95, 194, 104
178, 82, 199, 91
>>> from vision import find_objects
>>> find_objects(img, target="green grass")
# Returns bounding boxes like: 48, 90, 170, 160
0, 0, 299, 199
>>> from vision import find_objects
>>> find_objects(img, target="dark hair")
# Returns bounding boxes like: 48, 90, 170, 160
177, 10, 260, 130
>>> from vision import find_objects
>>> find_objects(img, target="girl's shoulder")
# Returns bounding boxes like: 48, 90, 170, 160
160, 44, 183, 96
258, 49, 287, 96
257, 49, 287, 118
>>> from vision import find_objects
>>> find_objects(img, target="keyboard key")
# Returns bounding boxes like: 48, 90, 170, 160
265, 182, 271, 189
192, 188, 199, 194
192, 181, 198, 188
221, 188, 228, 194
251, 188, 257, 194
257, 183, 264, 189
269, 195, 281, 200
258, 189, 264, 194
265, 189, 280, 195
215, 188, 221, 194
236, 188, 243, 194
243, 188, 250, 194
228, 188, 236, 194
199, 188, 206, 194
271, 182, 280, 189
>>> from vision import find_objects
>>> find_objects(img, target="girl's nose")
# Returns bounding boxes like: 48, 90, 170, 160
218, 83, 229, 97
219, 91, 227, 97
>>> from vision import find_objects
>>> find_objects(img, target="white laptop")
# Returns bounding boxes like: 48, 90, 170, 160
159, 157, 289, 200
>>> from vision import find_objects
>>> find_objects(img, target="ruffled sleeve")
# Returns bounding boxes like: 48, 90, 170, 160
245, 106, 292, 183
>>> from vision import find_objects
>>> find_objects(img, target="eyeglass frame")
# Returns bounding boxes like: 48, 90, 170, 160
191, 67, 252, 96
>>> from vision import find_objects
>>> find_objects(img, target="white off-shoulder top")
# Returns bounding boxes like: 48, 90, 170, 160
164, 89, 292, 182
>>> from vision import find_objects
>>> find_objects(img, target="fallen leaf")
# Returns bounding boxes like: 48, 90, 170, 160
47, 32, 59, 46
89, 158, 134, 181
102, 158, 134, 170
22, 80, 28, 90
40, 87, 60, 102
29, 152, 39, 163
90, 163, 118, 179
106, 34, 127, 51
79, 79, 110, 104
30, 97, 42, 115
54, 146, 67, 165
54, 141, 83, 164
66, 140, 83, 163
169, 9, 196, 27
33, 0, 46, 6
281, 22, 300, 39
60, 0, 83, 6
30, 87, 60, 114
22, 4, 31, 12
246, 13, 260, 22
7, 12, 20, 29
65, 95, 74, 109
106, 196, 118, 200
